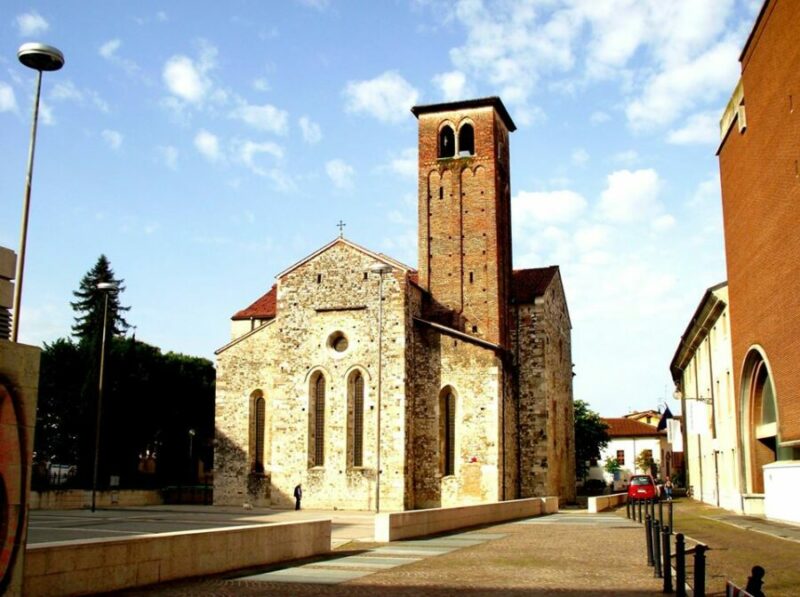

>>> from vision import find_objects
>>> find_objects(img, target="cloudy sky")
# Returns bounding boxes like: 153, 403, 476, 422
1, 1, 761, 416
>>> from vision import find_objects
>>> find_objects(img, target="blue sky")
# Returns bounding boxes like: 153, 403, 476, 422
1, 1, 761, 416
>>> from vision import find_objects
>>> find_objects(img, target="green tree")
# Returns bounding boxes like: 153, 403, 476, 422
574, 399, 609, 481
635, 449, 658, 476
70, 254, 130, 343
603, 456, 621, 475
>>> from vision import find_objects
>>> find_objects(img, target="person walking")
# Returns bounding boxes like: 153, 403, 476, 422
293, 483, 303, 510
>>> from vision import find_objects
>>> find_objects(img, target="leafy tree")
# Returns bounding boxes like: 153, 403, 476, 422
574, 399, 609, 481
603, 456, 621, 475
70, 254, 130, 343
635, 449, 658, 476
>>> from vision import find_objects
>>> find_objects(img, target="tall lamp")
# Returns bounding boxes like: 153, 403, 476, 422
370, 262, 392, 513
11, 43, 64, 342
92, 282, 117, 512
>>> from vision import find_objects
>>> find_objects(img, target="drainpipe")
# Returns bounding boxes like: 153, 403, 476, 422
707, 339, 720, 507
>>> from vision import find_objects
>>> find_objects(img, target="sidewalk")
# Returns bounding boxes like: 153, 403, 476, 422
662, 498, 800, 596
115, 511, 664, 596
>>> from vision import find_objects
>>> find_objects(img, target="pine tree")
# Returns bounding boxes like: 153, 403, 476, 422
70, 255, 130, 343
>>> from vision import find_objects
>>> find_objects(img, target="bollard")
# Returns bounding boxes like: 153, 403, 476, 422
627, 497, 631, 519
675, 533, 686, 597
662, 525, 673, 593
638, 498, 643, 523
659, 499, 664, 526
653, 520, 663, 578
645, 514, 654, 566
668, 500, 673, 534
694, 544, 707, 597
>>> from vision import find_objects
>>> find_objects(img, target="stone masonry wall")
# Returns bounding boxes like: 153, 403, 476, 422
215, 241, 409, 511
409, 323, 503, 509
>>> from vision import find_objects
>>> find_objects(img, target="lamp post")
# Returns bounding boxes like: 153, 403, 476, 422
370, 262, 392, 513
10, 43, 64, 342
91, 282, 117, 512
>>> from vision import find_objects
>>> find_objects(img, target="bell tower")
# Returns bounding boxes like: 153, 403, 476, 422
411, 97, 516, 348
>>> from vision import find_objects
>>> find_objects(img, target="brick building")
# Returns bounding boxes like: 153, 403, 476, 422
214, 98, 575, 510
716, 0, 800, 523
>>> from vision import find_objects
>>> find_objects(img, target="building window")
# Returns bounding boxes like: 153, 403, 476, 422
250, 390, 265, 473
616, 450, 625, 465
309, 373, 326, 467
458, 123, 474, 156
439, 125, 455, 158
349, 371, 365, 467
439, 387, 456, 476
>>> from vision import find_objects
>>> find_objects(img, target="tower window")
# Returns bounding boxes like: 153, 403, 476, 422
469, 272, 474, 283
317, 274, 322, 284
459, 123, 474, 156
439, 125, 455, 158
439, 187, 444, 200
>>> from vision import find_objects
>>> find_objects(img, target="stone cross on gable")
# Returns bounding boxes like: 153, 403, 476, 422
337, 220, 346, 237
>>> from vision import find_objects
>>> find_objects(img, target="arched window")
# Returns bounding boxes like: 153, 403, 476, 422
348, 371, 365, 467
439, 388, 456, 476
458, 123, 474, 156
249, 390, 265, 473
439, 125, 455, 158
744, 352, 778, 493
309, 373, 326, 467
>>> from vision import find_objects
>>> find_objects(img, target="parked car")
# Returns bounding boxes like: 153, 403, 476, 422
627, 474, 657, 500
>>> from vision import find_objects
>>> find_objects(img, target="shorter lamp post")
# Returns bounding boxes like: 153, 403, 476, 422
370, 262, 392, 513
91, 282, 117, 512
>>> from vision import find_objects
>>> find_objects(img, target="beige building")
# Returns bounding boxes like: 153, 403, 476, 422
214, 98, 575, 511
670, 283, 745, 513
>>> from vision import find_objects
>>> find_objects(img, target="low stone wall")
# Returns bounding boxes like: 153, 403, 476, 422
374, 497, 558, 542
587, 492, 628, 513
24, 519, 331, 596
29, 490, 163, 510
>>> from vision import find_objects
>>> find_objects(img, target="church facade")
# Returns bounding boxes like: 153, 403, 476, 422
214, 98, 576, 510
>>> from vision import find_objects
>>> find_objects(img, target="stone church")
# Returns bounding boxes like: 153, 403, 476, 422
214, 97, 576, 511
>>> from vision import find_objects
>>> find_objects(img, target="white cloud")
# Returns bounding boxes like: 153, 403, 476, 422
253, 78, 270, 92
163, 55, 210, 103
688, 174, 720, 207
157, 145, 179, 170
38, 100, 54, 126
652, 214, 676, 231
625, 37, 741, 130
298, 116, 322, 144
343, 71, 419, 124
232, 102, 289, 135
598, 168, 662, 223
99, 39, 121, 60
16, 11, 49, 36
432, 70, 470, 102
239, 140, 283, 166
194, 129, 222, 161
612, 150, 640, 165
236, 140, 291, 190
51, 81, 83, 102
667, 111, 720, 145
571, 148, 589, 165
296, 0, 330, 9
388, 148, 417, 178
0, 82, 17, 112
574, 225, 610, 253
326, 159, 355, 189
590, 110, 610, 125
513, 190, 588, 225
101, 129, 123, 150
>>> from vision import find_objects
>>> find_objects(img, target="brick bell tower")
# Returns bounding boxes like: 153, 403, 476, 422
411, 97, 516, 348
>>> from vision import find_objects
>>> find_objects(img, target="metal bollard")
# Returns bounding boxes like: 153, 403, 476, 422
694, 544, 707, 597
668, 500, 673, 533
675, 533, 686, 597
662, 525, 673, 593
645, 515, 654, 566
653, 520, 663, 578
638, 498, 643, 523
658, 499, 664, 526
627, 497, 631, 519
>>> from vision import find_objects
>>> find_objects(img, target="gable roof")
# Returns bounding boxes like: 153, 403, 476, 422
512, 267, 559, 303
602, 417, 666, 438
275, 236, 412, 280
232, 284, 276, 321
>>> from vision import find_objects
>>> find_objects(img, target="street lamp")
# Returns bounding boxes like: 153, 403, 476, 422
10, 43, 64, 343
91, 282, 117, 512
370, 262, 392, 513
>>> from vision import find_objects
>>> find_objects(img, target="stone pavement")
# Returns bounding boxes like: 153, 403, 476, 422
113, 511, 664, 596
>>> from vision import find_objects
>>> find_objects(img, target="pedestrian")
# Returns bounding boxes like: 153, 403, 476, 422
293, 483, 302, 510
664, 478, 673, 501
745, 565, 765, 597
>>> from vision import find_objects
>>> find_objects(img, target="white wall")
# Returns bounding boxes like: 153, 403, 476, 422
763, 461, 800, 524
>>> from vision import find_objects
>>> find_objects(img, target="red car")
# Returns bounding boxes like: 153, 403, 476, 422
627, 474, 657, 500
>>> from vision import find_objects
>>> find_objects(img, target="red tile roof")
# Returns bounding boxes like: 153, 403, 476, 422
602, 417, 666, 438
232, 284, 277, 321
512, 267, 558, 303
